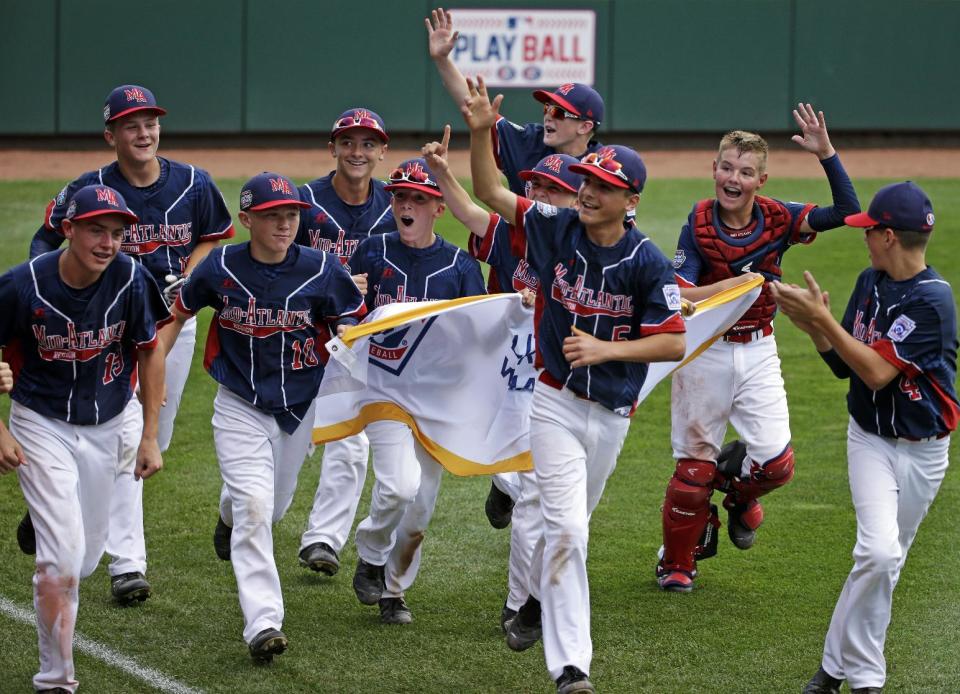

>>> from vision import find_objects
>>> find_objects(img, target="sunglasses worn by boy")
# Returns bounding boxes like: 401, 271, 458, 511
580, 151, 633, 187
333, 115, 386, 136
543, 103, 582, 121
388, 167, 438, 187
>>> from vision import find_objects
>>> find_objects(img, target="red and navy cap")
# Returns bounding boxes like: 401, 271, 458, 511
240, 173, 311, 212
330, 108, 389, 143
384, 158, 442, 198
65, 184, 139, 223
103, 84, 167, 124
845, 181, 935, 232
519, 154, 583, 193
569, 145, 646, 193
532, 83, 604, 124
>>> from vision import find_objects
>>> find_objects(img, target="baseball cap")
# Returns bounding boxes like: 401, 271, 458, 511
384, 158, 442, 198
330, 108, 389, 143
65, 185, 139, 223
532, 83, 604, 124
569, 145, 647, 194
519, 154, 583, 193
103, 84, 166, 124
845, 181, 935, 232
239, 173, 310, 212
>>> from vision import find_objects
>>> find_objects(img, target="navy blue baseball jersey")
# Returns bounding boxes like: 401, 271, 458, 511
840, 266, 959, 438
349, 232, 486, 309
492, 118, 602, 196
0, 252, 170, 425
175, 243, 366, 433
295, 173, 395, 264
469, 214, 541, 295
512, 197, 685, 416
31, 158, 235, 280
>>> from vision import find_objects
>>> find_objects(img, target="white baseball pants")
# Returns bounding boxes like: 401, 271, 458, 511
300, 432, 370, 554
354, 420, 422, 567
526, 383, 630, 680
820, 418, 949, 689
671, 334, 791, 468
11, 401, 124, 693
212, 386, 315, 644
504, 470, 540, 611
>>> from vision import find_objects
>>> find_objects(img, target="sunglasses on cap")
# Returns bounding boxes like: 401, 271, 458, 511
580, 151, 629, 183
333, 114, 386, 135
388, 166, 437, 186
543, 103, 582, 121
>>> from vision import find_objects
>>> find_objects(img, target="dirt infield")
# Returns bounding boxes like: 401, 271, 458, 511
3, 146, 960, 181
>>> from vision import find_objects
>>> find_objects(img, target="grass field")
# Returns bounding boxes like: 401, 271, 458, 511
0, 175, 958, 693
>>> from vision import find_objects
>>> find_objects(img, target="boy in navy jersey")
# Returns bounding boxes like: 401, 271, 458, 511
771, 182, 957, 694
462, 76, 685, 694
0, 184, 169, 692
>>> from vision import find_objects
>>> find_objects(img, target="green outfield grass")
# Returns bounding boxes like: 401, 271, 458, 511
0, 176, 958, 693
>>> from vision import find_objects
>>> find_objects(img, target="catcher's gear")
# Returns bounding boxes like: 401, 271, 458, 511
660, 458, 715, 574
162, 273, 186, 308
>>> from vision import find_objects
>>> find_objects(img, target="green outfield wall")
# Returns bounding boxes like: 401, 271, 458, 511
2, 0, 957, 136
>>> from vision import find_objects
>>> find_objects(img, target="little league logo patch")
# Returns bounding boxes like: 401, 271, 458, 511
887, 314, 917, 343
66, 201, 77, 218
368, 317, 437, 376
240, 190, 253, 210
535, 201, 558, 218
673, 249, 685, 268
662, 283, 682, 311
56, 187, 68, 206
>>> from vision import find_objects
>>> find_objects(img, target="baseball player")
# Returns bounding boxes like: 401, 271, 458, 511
427, 7, 604, 195
657, 104, 861, 593
297, 108, 393, 578
160, 172, 366, 662
463, 76, 686, 694
0, 184, 169, 693
349, 157, 486, 625
461, 148, 582, 631
770, 182, 957, 694
21, 84, 234, 605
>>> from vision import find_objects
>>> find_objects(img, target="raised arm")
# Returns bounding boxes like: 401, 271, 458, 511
792, 104, 860, 234
423, 125, 492, 237
464, 76, 518, 225
426, 8, 471, 109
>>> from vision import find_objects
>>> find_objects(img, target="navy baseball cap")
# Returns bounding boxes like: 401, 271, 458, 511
65, 184, 139, 223
845, 181, 935, 232
519, 154, 583, 193
569, 145, 646, 193
384, 158, 442, 198
533, 83, 604, 124
103, 85, 166, 124
239, 173, 310, 212
330, 108, 389, 143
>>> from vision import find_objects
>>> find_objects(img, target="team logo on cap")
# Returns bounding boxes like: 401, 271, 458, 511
66, 201, 77, 218
269, 177, 294, 196
56, 187, 67, 206
96, 187, 120, 207
557, 83, 575, 95
926, 212, 935, 226
541, 155, 564, 174
124, 88, 148, 104
240, 190, 253, 209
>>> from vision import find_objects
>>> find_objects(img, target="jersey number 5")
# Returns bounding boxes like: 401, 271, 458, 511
291, 338, 319, 370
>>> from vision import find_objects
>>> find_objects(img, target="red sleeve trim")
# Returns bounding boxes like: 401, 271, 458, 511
639, 312, 686, 337
792, 203, 818, 245
926, 374, 960, 432
199, 223, 235, 241
871, 338, 921, 378
675, 273, 696, 288
470, 213, 500, 262
510, 198, 535, 259
174, 293, 199, 317
43, 198, 60, 232
491, 119, 503, 169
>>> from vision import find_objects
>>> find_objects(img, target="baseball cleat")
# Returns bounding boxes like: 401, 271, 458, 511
298, 542, 340, 576
484, 480, 515, 529
506, 596, 542, 651
723, 495, 763, 550
850, 689, 883, 693
16, 511, 36, 555
214, 515, 232, 561
379, 597, 413, 625
110, 572, 151, 605
500, 601, 518, 634
556, 665, 595, 694
656, 566, 695, 593
353, 558, 385, 605
248, 627, 287, 664
802, 666, 843, 694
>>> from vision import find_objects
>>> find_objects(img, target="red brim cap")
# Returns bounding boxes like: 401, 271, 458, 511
532, 90, 582, 117
844, 211, 879, 228
71, 208, 139, 223
107, 106, 167, 123
518, 169, 578, 193
248, 200, 311, 211
384, 182, 443, 198
331, 124, 389, 143
567, 165, 632, 190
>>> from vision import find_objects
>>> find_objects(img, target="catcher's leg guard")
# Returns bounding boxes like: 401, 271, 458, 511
659, 459, 716, 578
719, 444, 795, 549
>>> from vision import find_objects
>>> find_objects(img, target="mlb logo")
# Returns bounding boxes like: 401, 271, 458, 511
124, 88, 148, 103
97, 187, 119, 207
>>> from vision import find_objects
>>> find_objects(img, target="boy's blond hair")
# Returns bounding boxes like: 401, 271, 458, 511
717, 130, 768, 174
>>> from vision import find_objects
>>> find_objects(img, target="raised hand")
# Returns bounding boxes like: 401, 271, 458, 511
426, 7, 459, 60
461, 75, 503, 132
422, 124, 452, 174
791, 103, 836, 159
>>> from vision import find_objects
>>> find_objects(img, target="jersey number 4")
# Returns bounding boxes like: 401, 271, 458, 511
291, 338, 319, 370
900, 376, 923, 401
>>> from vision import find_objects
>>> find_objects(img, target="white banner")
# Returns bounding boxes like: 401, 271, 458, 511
449, 9, 596, 87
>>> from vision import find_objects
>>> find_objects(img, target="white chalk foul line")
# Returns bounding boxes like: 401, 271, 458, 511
0, 595, 203, 694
